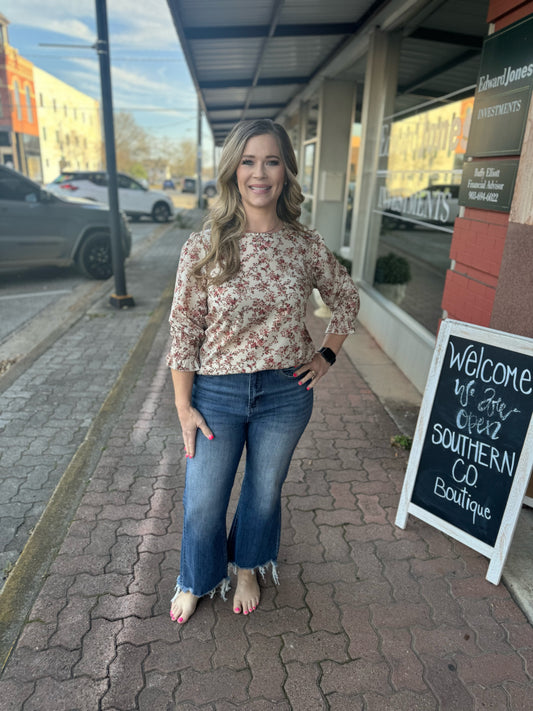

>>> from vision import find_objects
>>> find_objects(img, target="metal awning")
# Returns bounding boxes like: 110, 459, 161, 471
167, 0, 489, 144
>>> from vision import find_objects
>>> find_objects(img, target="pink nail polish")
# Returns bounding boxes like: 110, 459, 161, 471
298, 381, 302, 386
293, 372, 298, 377
234, 607, 240, 612
170, 612, 175, 620
178, 616, 184, 623
208, 434, 214, 440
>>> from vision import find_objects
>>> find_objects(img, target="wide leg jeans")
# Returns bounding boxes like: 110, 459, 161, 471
175, 367, 313, 598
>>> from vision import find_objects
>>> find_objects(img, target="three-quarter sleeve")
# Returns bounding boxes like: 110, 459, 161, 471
310, 233, 360, 334
166, 233, 208, 371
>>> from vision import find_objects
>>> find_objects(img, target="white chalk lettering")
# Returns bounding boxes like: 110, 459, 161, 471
431, 423, 516, 476
457, 408, 501, 441
448, 342, 533, 394
477, 387, 520, 421
451, 457, 478, 486
434, 476, 492, 525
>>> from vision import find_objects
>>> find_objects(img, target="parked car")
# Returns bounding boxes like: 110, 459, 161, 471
162, 178, 175, 190
0, 165, 132, 280
203, 179, 217, 198
46, 171, 175, 223
181, 177, 217, 197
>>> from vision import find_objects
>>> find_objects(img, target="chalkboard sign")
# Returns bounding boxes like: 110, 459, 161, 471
396, 320, 533, 584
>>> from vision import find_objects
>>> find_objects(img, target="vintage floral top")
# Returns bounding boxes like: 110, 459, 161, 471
167, 225, 360, 374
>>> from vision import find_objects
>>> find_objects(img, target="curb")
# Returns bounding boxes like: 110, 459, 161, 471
0, 278, 175, 671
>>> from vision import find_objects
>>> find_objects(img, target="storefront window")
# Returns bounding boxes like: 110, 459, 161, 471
299, 97, 319, 226
305, 99, 318, 142
371, 94, 474, 334
25, 86, 33, 123
13, 80, 22, 121
343, 122, 361, 247
301, 141, 315, 225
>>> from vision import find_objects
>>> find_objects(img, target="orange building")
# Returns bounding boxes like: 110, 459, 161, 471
0, 13, 41, 179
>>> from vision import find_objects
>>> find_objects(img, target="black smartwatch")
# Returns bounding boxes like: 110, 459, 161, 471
318, 347, 336, 366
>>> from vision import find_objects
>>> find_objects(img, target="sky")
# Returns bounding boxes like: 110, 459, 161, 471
2, 0, 208, 147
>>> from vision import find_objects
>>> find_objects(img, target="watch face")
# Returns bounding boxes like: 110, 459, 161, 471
320, 348, 336, 365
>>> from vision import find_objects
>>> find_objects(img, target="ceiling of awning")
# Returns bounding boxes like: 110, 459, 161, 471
167, 0, 489, 145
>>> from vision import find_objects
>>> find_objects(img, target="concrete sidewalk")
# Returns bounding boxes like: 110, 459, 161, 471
1, 221, 532, 709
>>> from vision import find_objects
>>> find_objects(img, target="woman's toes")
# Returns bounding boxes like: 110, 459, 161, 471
170, 591, 198, 624
233, 569, 260, 615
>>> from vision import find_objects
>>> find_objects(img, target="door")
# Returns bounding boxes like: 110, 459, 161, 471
117, 174, 149, 213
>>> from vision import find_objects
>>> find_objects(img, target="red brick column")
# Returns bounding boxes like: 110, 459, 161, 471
445, 0, 533, 500
441, 0, 533, 330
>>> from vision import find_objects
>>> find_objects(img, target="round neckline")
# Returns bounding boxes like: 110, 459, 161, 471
242, 225, 286, 237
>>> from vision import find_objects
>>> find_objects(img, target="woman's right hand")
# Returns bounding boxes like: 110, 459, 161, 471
177, 404, 214, 458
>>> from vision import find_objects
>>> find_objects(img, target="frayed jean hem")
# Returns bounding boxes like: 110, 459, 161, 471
171, 576, 231, 603
171, 560, 280, 604
229, 559, 279, 585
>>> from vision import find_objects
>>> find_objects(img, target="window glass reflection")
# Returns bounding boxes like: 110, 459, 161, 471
372, 96, 474, 334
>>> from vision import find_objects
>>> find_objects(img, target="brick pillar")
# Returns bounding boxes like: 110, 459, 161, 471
445, 0, 533, 500
441, 0, 533, 331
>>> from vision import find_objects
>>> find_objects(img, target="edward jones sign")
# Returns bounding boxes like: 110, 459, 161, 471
466, 15, 533, 157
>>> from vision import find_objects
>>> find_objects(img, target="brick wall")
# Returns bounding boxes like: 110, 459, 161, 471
440, 0, 533, 327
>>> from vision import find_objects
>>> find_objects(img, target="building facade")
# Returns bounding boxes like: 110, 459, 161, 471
33, 66, 103, 184
169, 0, 533, 401
278, 0, 533, 399
0, 13, 41, 179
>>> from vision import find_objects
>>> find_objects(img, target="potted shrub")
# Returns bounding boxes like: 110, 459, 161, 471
373, 252, 411, 305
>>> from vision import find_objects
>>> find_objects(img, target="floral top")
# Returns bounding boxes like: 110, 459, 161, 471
167, 225, 360, 374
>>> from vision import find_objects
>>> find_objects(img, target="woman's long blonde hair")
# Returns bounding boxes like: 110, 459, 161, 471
192, 119, 305, 285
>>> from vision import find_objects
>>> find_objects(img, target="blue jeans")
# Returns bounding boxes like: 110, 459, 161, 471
175, 367, 313, 599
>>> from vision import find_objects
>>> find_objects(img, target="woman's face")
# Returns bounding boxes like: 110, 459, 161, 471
235, 133, 285, 215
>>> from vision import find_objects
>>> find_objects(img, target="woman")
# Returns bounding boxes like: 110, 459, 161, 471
168, 119, 359, 624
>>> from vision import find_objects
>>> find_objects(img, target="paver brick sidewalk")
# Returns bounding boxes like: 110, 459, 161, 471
0, 308, 532, 710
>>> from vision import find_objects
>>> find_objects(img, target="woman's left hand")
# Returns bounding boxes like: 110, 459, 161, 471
294, 354, 330, 390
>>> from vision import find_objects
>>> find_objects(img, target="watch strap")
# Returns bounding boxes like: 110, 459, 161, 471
318, 346, 336, 366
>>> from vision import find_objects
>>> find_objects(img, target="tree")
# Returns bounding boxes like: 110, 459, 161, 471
111, 112, 207, 185
173, 138, 196, 177
114, 111, 150, 176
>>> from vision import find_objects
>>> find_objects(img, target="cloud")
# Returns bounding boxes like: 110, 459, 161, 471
65, 57, 195, 111
2, 0, 179, 49
2, 0, 95, 40
2, 0, 199, 141
107, 0, 180, 47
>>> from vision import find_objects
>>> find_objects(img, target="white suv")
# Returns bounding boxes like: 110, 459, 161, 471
46, 171, 175, 223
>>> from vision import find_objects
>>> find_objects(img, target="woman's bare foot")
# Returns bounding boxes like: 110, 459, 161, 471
233, 568, 260, 615
170, 591, 198, 624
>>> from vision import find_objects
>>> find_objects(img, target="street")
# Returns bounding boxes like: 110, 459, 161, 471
0, 215, 197, 596
0, 221, 174, 379
0, 191, 204, 372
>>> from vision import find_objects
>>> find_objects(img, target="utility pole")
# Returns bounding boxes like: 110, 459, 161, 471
196, 98, 203, 208
95, 0, 134, 309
